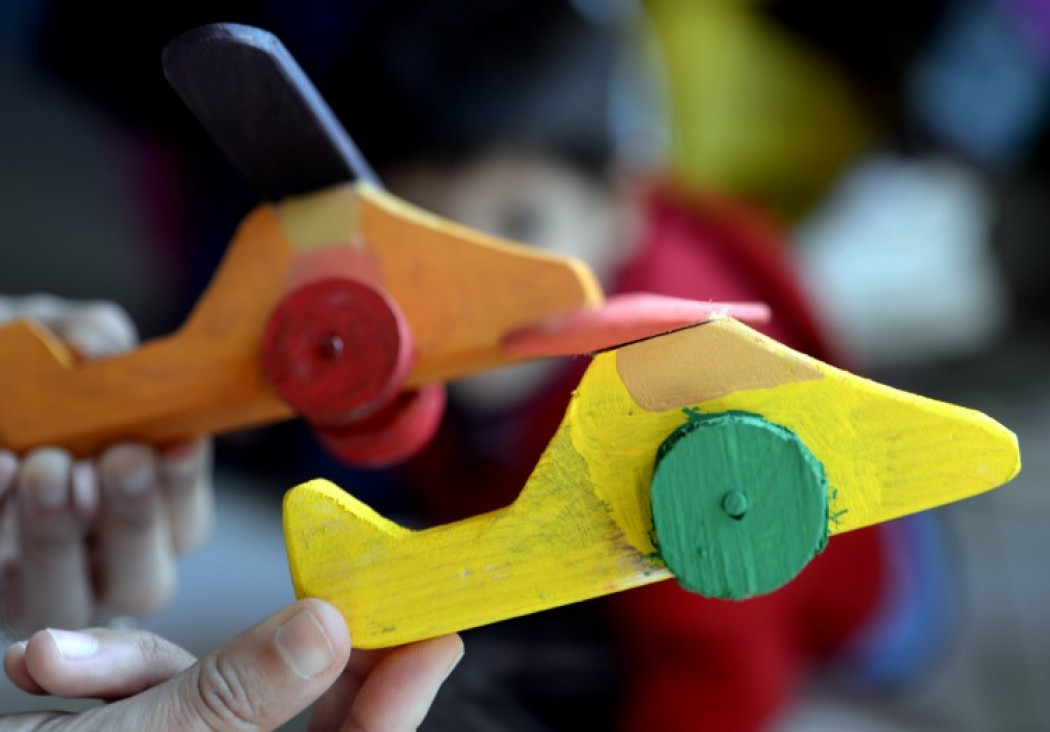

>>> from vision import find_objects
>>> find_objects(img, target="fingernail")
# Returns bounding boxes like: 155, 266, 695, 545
32, 475, 67, 509
275, 609, 334, 679
46, 629, 98, 659
159, 444, 203, 484
444, 648, 465, 679
20, 450, 70, 510
111, 457, 152, 497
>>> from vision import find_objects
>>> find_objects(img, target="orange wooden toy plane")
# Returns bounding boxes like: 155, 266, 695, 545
0, 24, 764, 467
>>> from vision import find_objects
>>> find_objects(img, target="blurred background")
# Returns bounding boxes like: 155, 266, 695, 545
0, 0, 1048, 729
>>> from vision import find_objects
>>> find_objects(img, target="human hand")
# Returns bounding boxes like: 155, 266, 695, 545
0, 295, 214, 637
2, 598, 463, 731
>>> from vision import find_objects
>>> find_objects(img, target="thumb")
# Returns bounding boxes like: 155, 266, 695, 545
99, 599, 351, 731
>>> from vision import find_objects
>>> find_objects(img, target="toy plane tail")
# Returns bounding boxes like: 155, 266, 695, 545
283, 480, 408, 613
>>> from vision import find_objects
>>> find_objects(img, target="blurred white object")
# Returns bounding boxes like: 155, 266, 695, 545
795, 153, 1010, 367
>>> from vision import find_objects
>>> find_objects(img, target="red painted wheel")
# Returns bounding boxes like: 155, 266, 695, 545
262, 277, 412, 424
311, 384, 447, 468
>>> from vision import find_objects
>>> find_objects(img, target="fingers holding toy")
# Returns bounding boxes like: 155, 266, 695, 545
0, 297, 215, 637
1, 439, 214, 638
5, 448, 93, 635
0, 599, 460, 731
157, 438, 214, 556
95, 438, 214, 618
96, 444, 176, 620
1, 599, 346, 730
309, 632, 464, 732
3, 623, 196, 700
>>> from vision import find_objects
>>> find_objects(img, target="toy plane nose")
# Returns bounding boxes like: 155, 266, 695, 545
609, 317, 1022, 535
823, 389, 1021, 535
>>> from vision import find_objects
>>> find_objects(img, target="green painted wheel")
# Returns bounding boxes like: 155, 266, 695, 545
650, 411, 829, 600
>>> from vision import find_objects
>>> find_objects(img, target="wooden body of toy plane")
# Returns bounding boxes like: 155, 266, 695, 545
0, 183, 602, 457
284, 316, 1020, 648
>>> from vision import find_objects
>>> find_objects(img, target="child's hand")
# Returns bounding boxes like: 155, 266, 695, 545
2, 598, 463, 731
0, 296, 214, 637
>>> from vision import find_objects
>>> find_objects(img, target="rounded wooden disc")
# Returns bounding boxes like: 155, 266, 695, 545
311, 384, 446, 468
262, 277, 412, 424
650, 411, 828, 600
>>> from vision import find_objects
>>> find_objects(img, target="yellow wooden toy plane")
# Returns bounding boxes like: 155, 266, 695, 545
285, 316, 1020, 648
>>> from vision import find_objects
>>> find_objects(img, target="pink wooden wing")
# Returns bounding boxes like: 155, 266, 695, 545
502, 294, 771, 357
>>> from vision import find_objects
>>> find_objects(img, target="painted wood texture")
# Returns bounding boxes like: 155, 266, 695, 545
650, 410, 829, 600
0, 207, 295, 457
320, 184, 605, 383
310, 384, 447, 468
262, 277, 414, 423
283, 317, 1020, 648
501, 293, 771, 358
163, 23, 380, 199
0, 183, 600, 456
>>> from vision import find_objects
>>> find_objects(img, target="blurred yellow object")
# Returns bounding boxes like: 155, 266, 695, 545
646, 0, 872, 218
